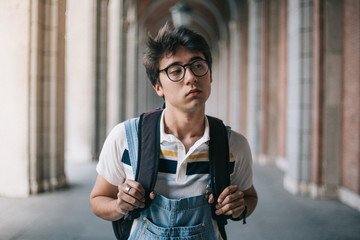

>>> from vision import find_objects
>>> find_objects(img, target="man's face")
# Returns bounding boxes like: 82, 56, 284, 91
154, 47, 212, 114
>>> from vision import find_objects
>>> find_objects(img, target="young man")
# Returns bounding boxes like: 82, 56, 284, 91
90, 23, 257, 239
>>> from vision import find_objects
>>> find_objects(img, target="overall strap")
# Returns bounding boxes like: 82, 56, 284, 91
207, 115, 231, 240
112, 118, 140, 240
124, 118, 140, 176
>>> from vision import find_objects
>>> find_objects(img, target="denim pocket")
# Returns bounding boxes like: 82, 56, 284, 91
138, 217, 208, 240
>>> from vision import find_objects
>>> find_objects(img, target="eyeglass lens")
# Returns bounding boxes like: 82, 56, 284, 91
167, 60, 208, 82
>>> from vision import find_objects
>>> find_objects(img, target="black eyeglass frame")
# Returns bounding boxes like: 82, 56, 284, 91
158, 59, 210, 82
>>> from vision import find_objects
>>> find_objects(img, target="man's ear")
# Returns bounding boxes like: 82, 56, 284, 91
153, 83, 164, 97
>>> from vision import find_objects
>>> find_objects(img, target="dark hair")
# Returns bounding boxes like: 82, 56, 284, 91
143, 23, 212, 86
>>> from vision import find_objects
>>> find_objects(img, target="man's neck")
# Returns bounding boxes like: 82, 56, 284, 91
163, 108, 206, 151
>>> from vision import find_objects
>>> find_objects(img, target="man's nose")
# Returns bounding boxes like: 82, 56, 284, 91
183, 66, 197, 84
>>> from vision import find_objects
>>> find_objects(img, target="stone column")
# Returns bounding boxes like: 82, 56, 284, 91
217, 40, 230, 122
92, 0, 109, 160
276, 0, 288, 170
29, 0, 67, 193
259, 0, 282, 165
125, 0, 139, 119
228, 20, 241, 132
311, 0, 324, 188
340, 0, 360, 210
65, 0, 96, 163
260, 0, 270, 164
320, 0, 343, 197
107, 0, 128, 127
136, 24, 163, 114
247, 0, 263, 159
310, 0, 343, 198
239, 0, 249, 136
207, 51, 220, 117
267, 0, 281, 164
0, 0, 67, 196
284, 0, 313, 195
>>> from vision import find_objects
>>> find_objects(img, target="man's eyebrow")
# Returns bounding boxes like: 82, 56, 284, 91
162, 61, 182, 70
190, 56, 205, 62
162, 56, 205, 69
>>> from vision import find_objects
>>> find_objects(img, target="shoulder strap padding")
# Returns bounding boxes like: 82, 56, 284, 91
136, 109, 163, 208
207, 116, 230, 198
207, 115, 231, 239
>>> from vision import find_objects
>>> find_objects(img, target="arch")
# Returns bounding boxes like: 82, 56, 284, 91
138, 0, 230, 43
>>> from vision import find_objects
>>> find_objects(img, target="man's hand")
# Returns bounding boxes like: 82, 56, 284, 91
208, 185, 245, 219
90, 175, 157, 221
116, 180, 157, 216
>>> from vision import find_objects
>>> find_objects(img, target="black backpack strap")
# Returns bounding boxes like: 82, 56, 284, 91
112, 217, 133, 240
207, 116, 231, 240
126, 109, 163, 219
112, 109, 163, 239
135, 109, 163, 207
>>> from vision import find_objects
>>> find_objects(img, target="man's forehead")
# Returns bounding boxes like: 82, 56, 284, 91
160, 47, 205, 65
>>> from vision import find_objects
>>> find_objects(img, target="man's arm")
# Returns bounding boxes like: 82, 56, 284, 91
89, 174, 146, 221
241, 185, 258, 218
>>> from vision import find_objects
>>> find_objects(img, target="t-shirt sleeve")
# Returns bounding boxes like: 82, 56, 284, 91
229, 130, 254, 191
96, 123, 127, 186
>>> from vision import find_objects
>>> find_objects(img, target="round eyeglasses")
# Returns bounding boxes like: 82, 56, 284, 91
159, 59, 209, 82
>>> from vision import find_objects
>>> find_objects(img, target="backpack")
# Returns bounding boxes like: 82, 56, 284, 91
112, 109, 232, 239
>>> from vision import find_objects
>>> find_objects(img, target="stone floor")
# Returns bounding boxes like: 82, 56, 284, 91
1, 162, 360, 240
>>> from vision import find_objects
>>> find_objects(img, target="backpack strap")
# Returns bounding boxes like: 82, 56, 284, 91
112, 110, 163, 239
135, 109, 163, 207
207, 115, 231, 240
126, 109, 163, 218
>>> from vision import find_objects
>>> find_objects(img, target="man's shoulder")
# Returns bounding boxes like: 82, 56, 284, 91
106, 117, 139, 142
229, 130, 248, 143
228, 130, 251, 157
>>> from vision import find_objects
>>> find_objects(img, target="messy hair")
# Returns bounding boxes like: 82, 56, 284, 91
143, 23, 212, 86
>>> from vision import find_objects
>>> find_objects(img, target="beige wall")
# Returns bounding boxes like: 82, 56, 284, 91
0, 0, 31, 197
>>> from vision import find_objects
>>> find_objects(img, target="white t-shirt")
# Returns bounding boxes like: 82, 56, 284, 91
96, 111, 253, 239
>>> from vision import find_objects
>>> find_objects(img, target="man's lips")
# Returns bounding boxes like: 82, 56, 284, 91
186, 88, 201, 96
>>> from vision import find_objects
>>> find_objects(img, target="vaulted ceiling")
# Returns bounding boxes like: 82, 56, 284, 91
137, 0, 239, 49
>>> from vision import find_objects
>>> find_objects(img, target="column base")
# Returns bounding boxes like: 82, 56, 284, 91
283, 174, 312, 196
254, 154, 277, 165
283, 174, 338, 198
30, 174, 67, 194
276, 156, 287, 171
339, 188, 360, 211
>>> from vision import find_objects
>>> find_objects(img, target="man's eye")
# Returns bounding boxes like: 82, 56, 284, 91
169, 67, 183, 75
193, 63, 203, 69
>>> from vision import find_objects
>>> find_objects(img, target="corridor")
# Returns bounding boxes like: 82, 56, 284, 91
1, 162, 359, 240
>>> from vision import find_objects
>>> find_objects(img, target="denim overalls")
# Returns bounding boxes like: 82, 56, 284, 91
124, 117, 220, 239
128, 194, 218, 240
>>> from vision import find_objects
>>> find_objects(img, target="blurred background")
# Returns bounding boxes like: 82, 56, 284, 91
0, 0, 359, 239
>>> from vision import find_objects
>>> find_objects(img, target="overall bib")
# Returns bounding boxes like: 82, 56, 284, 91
128, 194, 218, 240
